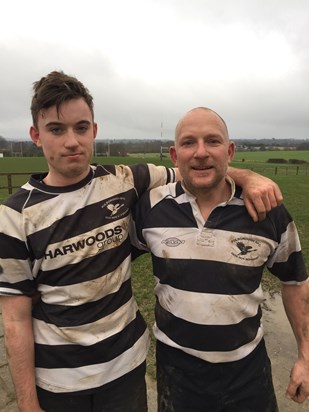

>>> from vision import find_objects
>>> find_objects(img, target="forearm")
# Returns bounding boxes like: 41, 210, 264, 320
1, 297, 42, 411
227, 166, 253, 185
282, 282, 309, 359
281, 282, 309, 403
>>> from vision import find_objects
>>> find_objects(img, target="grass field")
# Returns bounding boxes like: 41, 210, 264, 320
1, 154, 308, 378
233, 149, 309, 163
0, 155, 308, 271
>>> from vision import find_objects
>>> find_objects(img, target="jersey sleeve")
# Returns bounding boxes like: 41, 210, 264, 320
130, 188, 153, 253
266, 205, 308, 284
129, 163, 175, 198
0, 204, 36, 296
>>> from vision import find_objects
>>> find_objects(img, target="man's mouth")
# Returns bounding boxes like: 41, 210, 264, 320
192, 165, 213, 170
64, 153, 82, 158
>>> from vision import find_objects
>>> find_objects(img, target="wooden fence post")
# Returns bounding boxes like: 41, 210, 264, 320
8, 174, 12, 194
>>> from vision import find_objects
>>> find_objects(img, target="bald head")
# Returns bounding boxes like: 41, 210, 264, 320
175, 107, 229, 144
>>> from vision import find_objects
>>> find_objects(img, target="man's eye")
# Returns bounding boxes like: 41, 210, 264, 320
182, 140, 194, 146
208, 139, 220, 146
76, 125, 89, 133
50, 127, 63, 134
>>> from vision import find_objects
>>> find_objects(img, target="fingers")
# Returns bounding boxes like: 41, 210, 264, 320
272, 184, 283, 207
263, 185, 283, 211
243, 198, 259, 223
286, 384, 308, 404
286, 366, 309, 404
244, 187, 282, 222
242, 176, 283, 222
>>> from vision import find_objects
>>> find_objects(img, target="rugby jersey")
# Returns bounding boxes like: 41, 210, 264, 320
0, 163, 175, 393
133, 179, 308, 363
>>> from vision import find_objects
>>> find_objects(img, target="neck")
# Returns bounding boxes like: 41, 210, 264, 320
191, 179, 233, 221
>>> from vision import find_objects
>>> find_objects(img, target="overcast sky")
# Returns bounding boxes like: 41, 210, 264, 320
1, 0, 308, 141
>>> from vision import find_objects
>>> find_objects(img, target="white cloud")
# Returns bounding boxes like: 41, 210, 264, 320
0, 0, 308, 141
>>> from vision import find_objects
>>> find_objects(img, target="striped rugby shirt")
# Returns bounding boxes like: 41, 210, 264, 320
0, 163, 175, 393
133, 178, 308, 363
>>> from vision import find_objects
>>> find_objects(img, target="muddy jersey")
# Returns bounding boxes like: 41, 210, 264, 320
0, 163, 175, 393
133, 179, 308, 363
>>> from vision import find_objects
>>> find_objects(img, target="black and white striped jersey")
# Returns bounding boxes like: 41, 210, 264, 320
0, 163, 175, 393
133, 179, 308, 363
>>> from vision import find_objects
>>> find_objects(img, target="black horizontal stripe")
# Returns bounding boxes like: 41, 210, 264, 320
0, 233, 29, 259
35, 310, 147, 368
33, 278, 133, 327
23, 188, 59, 208
153, 256, 263, 295
2, 188, 35, 211
95, 164, 116, 176
37, 237, 131, 286
143, 184, 293, 242
270, 251, 308, 282
130, 164, 151, 196
143, 199, 197, 229
0, 279, 37, 296
156, 302, 262, 352
27, 200, 134, 259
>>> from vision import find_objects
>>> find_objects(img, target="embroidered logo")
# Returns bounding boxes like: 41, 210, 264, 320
161, 237, 185, 247
102, 197, 129, 220
235, 242, 257, 255
106, 202, 124, 216
231, 237, 260, 261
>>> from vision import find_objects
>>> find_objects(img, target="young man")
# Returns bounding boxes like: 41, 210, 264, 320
132, 107, 309, 411
0, 73, 283, 412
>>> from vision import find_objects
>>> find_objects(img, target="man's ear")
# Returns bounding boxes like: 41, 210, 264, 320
169, 146, 178, 166
93, 122, 98, 139
29, 126, 42, 147
228, 141, 235, 163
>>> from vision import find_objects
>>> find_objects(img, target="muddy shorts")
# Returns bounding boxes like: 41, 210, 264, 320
156, 339, 278, 412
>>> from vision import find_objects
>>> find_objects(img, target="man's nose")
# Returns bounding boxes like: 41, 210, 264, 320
194, 141, 209, 157
64, 130, 79, 147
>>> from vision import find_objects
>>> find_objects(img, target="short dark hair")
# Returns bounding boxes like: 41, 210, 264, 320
31, 71, 94, 127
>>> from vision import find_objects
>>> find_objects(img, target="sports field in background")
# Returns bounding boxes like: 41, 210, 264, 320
1, 153, 308, 378
0, 153, 308, 264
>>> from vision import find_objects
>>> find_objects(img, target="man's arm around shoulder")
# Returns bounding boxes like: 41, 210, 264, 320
227, 166, 283, 222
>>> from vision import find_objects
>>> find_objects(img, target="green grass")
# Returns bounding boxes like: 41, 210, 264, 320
233, 150, 309, 162
1, 154, 308, 379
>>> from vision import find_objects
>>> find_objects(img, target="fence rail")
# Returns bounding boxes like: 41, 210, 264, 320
0, 166, 308, 197
0, 172, 33, 195
248, 165, 308, 176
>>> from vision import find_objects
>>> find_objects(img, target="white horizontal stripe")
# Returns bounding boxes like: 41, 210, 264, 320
0, 287, 24, 296
36, 331, 149, 392
34, 298, 140, 346
267, 221, 301, 267
154, 323, 264, 363
0, 258, 34, 283
282, 278, 309, 286
0, 206, 24, 239
147, 164, 171, 191
149, 183, 177, 207
144, 227, 278, 267
228, 197, 244, 206
39, 255, 131, 305
156, 282, 263, 325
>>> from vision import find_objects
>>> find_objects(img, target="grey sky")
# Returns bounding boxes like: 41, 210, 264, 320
1, 0, 308, 141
